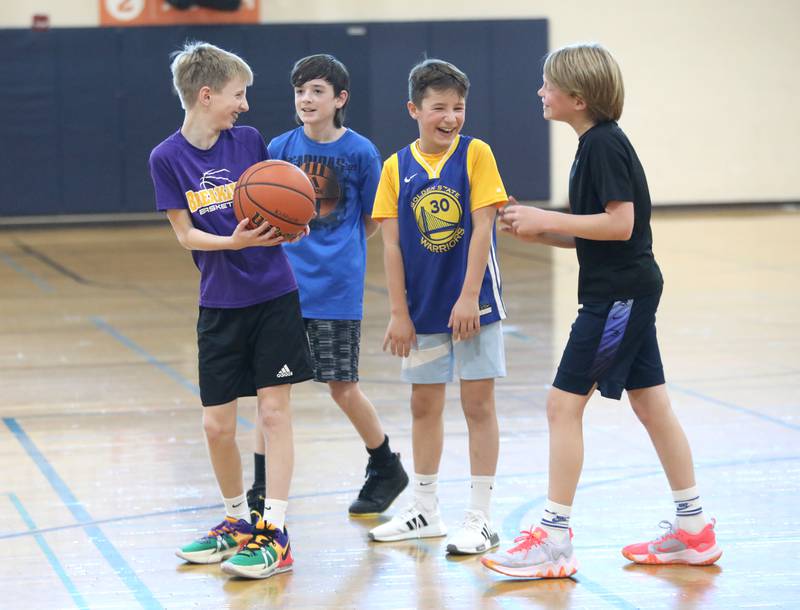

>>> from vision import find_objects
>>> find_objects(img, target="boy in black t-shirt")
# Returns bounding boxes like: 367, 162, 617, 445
481, 43, 721, 578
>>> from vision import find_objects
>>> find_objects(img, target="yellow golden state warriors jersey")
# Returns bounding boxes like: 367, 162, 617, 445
375, 135, 507, 333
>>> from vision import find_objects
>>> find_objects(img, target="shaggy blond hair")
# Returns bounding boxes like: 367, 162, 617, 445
170, 41, 253, 110
544, 43, 624, 122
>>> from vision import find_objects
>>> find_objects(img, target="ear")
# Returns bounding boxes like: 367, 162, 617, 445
573, 96, 587, 111
407, 100, 418, 119
335, 89, 349, 109
198, 85, 213, 107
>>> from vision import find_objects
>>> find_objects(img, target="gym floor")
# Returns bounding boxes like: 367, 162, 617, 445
1, 207, 798, 609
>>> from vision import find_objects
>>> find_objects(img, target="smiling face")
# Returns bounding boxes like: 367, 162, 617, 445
408, 87, 465, 155
537, 75, 581, 123
294, 78, 348, 129
207, 76, 249, 131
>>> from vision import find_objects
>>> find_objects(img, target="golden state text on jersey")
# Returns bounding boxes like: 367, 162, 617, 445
411, 184, 465, 253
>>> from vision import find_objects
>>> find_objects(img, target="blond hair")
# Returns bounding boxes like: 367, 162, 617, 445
170, 41, 253, 110
544, 43, 624, 122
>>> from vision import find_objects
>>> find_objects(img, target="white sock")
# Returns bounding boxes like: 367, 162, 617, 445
540, 499, 571, 543
469, 475, 495, 519
414, 473, 439, 513
262, 498, 288, 530
673, 486, 706, 534
223, 492, 250, 523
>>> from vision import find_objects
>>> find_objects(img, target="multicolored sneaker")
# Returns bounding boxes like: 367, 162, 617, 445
221, 520, 293, 579
246, 484, 266, 524
368, 503, 447, 542
622, 519, 722, 565
481, 527, 578, 578
349, 453, 409, 516
446, 510, 500, 555
175, 516, 253, 564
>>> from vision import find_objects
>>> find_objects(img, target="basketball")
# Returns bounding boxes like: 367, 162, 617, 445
233, 160, 316, 238
300, 161, 341, 219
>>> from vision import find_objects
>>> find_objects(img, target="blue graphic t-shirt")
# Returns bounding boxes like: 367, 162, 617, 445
268, 127, 381, 320
149, 126, 297, 308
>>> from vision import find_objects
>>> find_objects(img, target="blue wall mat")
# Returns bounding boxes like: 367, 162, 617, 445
0, 20, 548, 217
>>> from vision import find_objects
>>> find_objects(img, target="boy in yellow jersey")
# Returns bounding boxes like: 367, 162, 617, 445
369, 59, 508, 555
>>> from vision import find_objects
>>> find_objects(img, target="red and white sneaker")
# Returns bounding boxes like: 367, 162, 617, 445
481, 527, 578, 578
622, 519, 722, 565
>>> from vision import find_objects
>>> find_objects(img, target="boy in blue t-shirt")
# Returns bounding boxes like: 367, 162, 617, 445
247, 54, 408, 518
149, 42, 314, 580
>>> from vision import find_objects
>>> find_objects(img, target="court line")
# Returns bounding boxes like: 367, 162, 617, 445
90, 316, 254, 431
3, 418, 162, 610
16, 241, 90, 285
6, 493, 89, 609
3, 454, 796, 543
670, 383, 800, 431
0, 251, 54, 293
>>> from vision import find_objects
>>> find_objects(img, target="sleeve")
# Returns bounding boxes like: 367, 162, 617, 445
148, 149, 186, 212
587, 135, 634, 207
371, 154, 400, 220
359, 143, 382, 217
466, 139, 508, 212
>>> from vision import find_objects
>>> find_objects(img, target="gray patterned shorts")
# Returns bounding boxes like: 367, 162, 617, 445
304, 318, 361, 382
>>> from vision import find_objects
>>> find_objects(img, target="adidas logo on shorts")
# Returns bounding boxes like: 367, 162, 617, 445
276, 364, 293, 378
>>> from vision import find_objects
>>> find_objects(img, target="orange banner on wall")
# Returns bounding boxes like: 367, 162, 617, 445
100, 0, 260, 27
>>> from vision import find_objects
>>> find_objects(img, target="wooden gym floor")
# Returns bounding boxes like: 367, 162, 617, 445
1, 207, 798, 609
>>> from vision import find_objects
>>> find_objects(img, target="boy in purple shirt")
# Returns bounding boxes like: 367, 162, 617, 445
149, 41, 313, 580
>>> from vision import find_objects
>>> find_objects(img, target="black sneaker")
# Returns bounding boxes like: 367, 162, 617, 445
349, 453, 409, 516
246, 484, 266, 525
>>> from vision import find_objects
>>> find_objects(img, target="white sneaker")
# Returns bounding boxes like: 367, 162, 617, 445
446, 510, 500, 555
368, 504, 447, 542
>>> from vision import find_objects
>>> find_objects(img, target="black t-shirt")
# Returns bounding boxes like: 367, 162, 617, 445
568, 121, 663, 302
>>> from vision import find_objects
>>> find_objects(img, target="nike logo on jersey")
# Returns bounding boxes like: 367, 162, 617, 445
403, 173, 418, 183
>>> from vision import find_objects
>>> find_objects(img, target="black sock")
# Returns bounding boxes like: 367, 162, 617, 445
254, 452, 266, 487
367, 435, 393, 465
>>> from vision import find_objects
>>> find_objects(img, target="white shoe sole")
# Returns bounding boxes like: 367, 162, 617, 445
368, 523, 448, 542
622, 545, 722, 565
220, 561, 293, 579
481, 555, 578, 578
446, 537, 500, 555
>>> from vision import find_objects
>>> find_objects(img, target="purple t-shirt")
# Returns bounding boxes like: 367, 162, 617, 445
149, 126, 296, 308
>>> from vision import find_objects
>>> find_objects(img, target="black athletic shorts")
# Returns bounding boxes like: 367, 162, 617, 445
197, 290, 313, 406
553, 291, 665, 400
304, 318, 361, 383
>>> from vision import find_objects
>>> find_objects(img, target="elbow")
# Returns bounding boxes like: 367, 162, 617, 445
617, 224, 633, 241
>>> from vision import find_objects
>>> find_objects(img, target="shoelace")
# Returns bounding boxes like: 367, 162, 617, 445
461, 510, 486, 532
650, 520, 677, 543
508, 527, 546, 554
242, 526, 278, 554
207, 518, 236, 538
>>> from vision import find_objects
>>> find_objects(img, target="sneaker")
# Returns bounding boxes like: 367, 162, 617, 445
446, 510, 500, 555
349, 453, 410, 516
175, 516, 253, 564
622, 519, 722, 565
368, 503, 447, 542
221, 520, 293, 579
481, 527, 578, 578
246, 484, 266, 524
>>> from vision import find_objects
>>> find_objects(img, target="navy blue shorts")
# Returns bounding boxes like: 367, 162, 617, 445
553, 291, 665, 400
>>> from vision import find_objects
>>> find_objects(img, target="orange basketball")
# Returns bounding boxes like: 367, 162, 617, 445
233, 160, 316, 239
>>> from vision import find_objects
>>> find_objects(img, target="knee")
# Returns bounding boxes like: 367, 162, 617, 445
462, 397, 496, 423
202, 414, 236, 445
329, 383, 356, 410
545, 395, 582, 427
258, 398, 290, 432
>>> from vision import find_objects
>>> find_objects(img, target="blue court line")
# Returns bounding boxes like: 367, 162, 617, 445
670, 382, 800, 431
0, 251, 54, 293
3, 418, 162, 610
90, 316, 254, 431
6, 493, 89, 609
